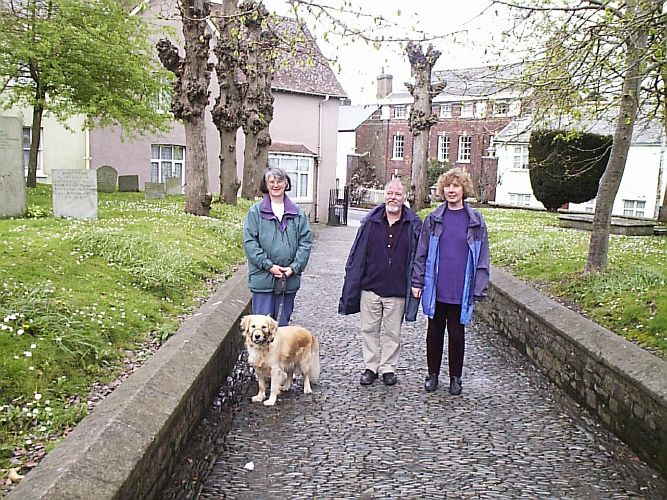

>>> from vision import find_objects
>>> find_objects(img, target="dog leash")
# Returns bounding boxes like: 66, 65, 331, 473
275, 275, 287, 326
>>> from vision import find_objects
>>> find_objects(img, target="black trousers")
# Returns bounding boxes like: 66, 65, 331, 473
426, 302, 465, 378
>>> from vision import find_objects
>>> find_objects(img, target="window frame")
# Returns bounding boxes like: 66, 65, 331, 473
439, 103, 452, 118
393, 105, 408, 119
509, 192, 531, 206
457, 135, 471, 163
150, 144, 185, 184
392, 133, 405, 160
623, 199, 646, 217
22, 126, 44, 177
460, 102, 474, 118
437, 134, 450, 162
268, 153, 315, 202
512, 145, 529, 170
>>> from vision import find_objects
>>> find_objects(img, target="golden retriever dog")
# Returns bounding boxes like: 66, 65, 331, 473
240, 314, 320, 406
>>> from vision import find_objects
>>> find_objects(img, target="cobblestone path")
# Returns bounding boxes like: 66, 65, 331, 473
165, 225, 667, 499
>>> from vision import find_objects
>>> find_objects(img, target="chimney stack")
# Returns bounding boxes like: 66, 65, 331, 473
376, 67, 393, 99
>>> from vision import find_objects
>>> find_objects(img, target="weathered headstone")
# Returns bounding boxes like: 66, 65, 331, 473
96, 165, 118, 193
52, 169, 97, 219
118, 175, 139, 192
165, 176, 183, 196
0, 116, 27, 218
145, 182, 166, 199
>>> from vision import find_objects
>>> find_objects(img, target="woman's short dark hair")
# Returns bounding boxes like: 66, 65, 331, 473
259, 166, 292, 193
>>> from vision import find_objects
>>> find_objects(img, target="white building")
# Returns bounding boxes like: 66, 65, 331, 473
494, 117, 667, 219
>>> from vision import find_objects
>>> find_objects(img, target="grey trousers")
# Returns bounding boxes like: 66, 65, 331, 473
360, 290, 405, 374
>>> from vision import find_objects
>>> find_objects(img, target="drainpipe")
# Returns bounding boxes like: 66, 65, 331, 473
655, 131, 666, 219
84, 125, 91, 170
317, 94, 331, 223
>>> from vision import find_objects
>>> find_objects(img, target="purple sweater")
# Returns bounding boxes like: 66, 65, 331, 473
436, 208, 470, 304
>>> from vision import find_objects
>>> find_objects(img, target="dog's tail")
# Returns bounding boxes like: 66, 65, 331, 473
309, 337, 320, 384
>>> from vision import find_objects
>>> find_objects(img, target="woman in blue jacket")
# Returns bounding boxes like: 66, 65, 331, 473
411, 168, 490, 396
243, 167, 312, 326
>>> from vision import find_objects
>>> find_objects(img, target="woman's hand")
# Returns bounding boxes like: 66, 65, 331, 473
269, 265, 284, 278
411, 287, 422, 299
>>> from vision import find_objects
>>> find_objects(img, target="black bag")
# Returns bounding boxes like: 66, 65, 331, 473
273, 275, 287, 295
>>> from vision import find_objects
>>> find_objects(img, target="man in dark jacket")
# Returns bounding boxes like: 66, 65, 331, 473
339, 179, 422, 386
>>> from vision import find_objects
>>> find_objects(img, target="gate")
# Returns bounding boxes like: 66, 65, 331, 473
327, 185, 349, 226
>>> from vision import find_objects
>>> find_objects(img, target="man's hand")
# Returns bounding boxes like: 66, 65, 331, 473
411, 287, 422, 298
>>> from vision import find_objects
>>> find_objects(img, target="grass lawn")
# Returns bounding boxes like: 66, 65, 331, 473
0, 185, 250, 470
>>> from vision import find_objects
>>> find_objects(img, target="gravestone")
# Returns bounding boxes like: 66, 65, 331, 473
165, 176, 183, 196
118, 175, 139, 192
145, 182, 166, 199
96, 165, 118, 193
52, 169, 97, 219
0, 116, 27, 218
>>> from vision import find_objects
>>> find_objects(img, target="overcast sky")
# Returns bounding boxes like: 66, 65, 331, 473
262, 0, 514, 103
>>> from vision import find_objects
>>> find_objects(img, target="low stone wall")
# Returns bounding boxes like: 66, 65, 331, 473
476, 266, 667, 478
558, 213, 656, 236
7, 266, 251, 500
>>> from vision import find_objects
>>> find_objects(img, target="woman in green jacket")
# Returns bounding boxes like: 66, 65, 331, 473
243, 167, 313, 326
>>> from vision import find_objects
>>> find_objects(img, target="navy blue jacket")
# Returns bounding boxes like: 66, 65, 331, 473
339, 204, 422, 321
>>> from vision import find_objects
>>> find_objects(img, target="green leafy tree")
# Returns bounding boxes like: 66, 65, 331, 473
0, 0, 171, 187
529, 130, 612, 211
497, 0, 664, 272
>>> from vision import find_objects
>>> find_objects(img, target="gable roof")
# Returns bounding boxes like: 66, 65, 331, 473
495, 116, 665, 145
271, 17, 347, 98
338, 104, 379, 132
432, 64, 523, 99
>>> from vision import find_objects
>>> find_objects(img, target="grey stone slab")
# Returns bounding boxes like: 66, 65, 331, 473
145, 182, 165, 199
0, 116, 27, 218
165, 176, 183, 195
96, 165, 118, 193
51, 169, 97, 220
118, 175, 139, 192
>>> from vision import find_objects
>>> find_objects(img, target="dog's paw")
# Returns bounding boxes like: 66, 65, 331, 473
251, 395, 265, 403
263, 397, 277, 406
303, 386, 312, 395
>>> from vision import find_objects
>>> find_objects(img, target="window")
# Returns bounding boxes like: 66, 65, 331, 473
22, 127, 43, 176
151, 144, 185, 183
623, 199, 645, 217
486, 135, 496, 157
509, 193, 531, 206
457, 135, 471, 162
513, 145, 529, 169
392, 134, 405, 159
437, 134, 450, 162
269, 154, 314, 201
393, 105, 407, 118
439, 103, 452, 118
493, 101, 510, 116
460, 102, 474, 118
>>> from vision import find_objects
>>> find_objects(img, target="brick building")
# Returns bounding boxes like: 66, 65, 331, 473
353, 65, 524, 202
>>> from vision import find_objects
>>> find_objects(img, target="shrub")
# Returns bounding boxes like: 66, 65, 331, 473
529, 129, 611, 211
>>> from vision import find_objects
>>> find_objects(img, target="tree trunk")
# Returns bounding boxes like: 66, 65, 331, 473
183, 121, 212, 214
26, 103, 43, 188
211, 0, 244, 204
405, 42, 444, 211
156, 0, 212, 216
585, 0, 647, 273
242, 132, 260, 198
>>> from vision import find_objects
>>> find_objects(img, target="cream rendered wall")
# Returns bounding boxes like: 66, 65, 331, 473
336, 131, 355, 186
4, 106, 87, 181
496, 141, 667, 219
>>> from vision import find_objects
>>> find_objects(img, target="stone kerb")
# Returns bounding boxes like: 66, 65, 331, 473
7, 266, 251, 500
0, 116, 27, 218
476, 266, 667, 478
52, 169, 98, 220
96, 165, 118, 193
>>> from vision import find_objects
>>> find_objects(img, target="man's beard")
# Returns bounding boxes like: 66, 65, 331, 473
386, 203, 401, 214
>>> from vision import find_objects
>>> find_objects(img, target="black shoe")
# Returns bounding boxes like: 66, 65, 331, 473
382, 372, 398, 386
449, 376, 462, 395
424, 374, 438, 392
360, 369, 378, 385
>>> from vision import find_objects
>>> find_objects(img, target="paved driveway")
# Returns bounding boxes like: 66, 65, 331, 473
164, 225, 667, 499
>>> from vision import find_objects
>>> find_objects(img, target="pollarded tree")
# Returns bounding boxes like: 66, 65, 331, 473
0, 0, 171, 188
529, 129, 612, 211
495, 0, 664, 272
405, 41, 444, 211
157, 0, 214, 216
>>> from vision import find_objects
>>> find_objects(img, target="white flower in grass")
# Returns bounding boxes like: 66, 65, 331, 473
34, 393, 42, 401
17, 328, 24, 335
29, 366, 35, 371
23, 351, 32, 357
30, 343, 36, 349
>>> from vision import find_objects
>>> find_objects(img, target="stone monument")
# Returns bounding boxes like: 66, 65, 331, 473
0, 116, 27, 218
52, 169, 98, 219
165, 176, 183, 195
118, 175, 139, 192
96, 165, 118, 193
144, 182, 166, 199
